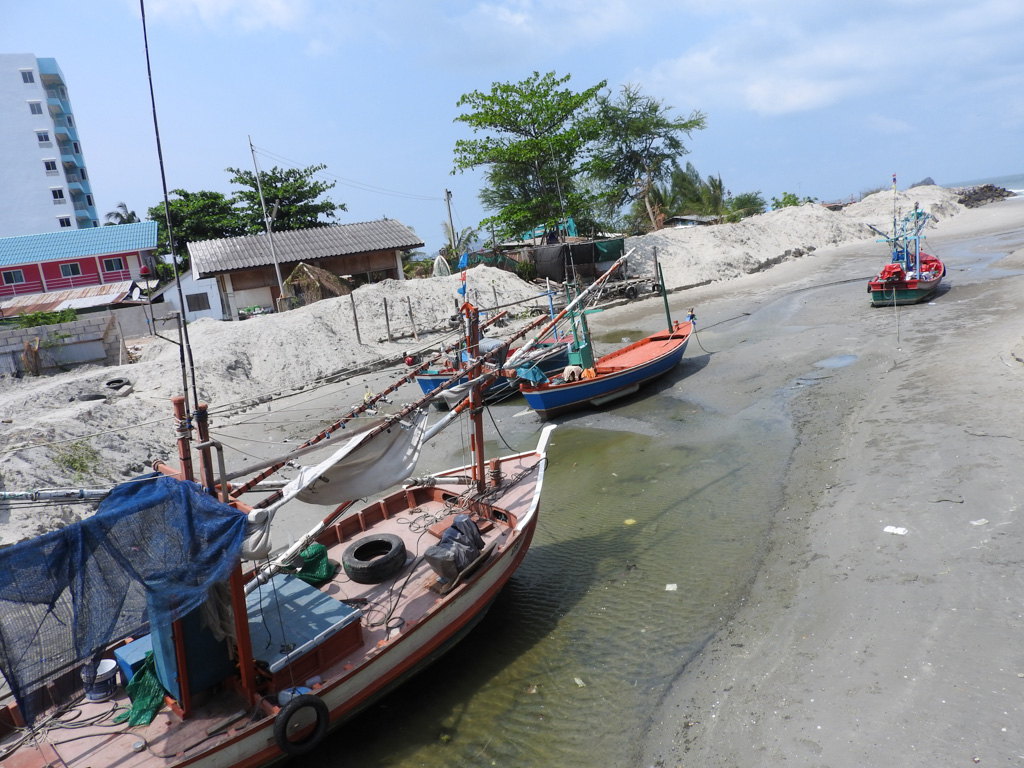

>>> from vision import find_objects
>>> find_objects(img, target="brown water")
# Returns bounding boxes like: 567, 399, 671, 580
296, 350, 796, 767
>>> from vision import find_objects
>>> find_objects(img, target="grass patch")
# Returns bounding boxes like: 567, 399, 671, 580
53, 441, 100, 480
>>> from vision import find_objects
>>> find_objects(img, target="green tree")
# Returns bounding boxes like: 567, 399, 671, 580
147, 190, 245, 273
771, 191, 817, 209
728, 191, 766, 220
453, 71, 606, 242
440, 221, 478, 260
225, 164, 345, 234
103, 202, 139, 226
587, 84, 705, 230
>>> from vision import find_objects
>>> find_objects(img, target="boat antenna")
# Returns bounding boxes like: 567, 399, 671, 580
140, 0, 199, 413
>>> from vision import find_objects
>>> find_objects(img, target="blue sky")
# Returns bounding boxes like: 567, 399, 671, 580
4, 0, 1022, 256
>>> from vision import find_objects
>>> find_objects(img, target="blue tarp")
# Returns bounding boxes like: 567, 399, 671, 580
0, 475, 247, 724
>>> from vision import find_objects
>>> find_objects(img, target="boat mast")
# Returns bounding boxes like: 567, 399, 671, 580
464, 303, 487, 493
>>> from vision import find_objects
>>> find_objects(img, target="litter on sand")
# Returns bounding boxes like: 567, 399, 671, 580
969, 519, 989, 526
883, 526, 908, 535
665, 583, 678, 591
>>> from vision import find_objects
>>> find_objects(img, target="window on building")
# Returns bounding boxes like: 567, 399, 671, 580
37, 131, 51, 145
66, 115, 74, 127
21, 70, 34, 84
44, 160, 58, 174
85, 194, 94, 206
102, 258, 125, 272
58, 217, 72, 228
3, 270, 26, 285
72, 141, 81, 154
28, 101, 43, 115
51, 188, 65, 202
80, 168, 88, 180
60, 263, 82, 278
186, 293, 212, 312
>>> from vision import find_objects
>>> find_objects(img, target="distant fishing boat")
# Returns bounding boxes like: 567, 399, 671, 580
867, 201, 945, 306
512, 253, 693, 419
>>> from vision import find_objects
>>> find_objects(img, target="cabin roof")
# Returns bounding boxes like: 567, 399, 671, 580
187, 220, 424, 277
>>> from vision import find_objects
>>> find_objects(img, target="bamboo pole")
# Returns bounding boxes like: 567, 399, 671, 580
350, 292, 361, 345
406, 296, 419, 341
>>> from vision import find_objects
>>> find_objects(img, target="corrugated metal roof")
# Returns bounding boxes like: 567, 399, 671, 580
0, 281, 144, 316
187, 220, 424, 277
0, 222, 158, 267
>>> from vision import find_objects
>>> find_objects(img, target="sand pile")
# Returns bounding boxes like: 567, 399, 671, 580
627, 184, 964, 289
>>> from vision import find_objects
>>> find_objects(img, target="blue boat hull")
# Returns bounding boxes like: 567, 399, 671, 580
415, 346, 568, 407
521, 326, 691, 419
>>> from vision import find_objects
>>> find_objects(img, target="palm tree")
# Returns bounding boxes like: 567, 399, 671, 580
104, 202, 139, 226
440, 222, 478, 260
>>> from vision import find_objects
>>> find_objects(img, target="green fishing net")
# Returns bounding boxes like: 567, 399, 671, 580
293, 543, 338, 586
112, 651, 166, 726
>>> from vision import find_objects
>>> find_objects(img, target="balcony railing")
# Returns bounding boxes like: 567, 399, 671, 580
0, 280, 45, 299
45, 274, 101, 292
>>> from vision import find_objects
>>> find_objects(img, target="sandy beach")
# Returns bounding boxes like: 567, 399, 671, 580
2, 187, 1022, 766
638, 195, 1024, 767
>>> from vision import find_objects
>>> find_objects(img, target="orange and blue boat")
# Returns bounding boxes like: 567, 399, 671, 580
513, 254, 693, 419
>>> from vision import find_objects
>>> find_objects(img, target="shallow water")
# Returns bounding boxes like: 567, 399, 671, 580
299, 348, 795, 767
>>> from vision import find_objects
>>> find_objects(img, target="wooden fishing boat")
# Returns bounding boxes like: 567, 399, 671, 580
0, 304, 554, 767
510, 252, 693, 419
867, 201, 945, 306
519, 322, 692, 418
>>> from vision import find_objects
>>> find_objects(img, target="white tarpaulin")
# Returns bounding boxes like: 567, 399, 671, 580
285, 411, 429, 506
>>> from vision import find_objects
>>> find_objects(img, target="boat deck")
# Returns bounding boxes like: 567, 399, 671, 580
2, 451, 545, 768
597, 338, 685, 374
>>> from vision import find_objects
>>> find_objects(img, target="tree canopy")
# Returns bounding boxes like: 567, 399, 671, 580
586, 84, 706, 230
453, 71, 606, 241
225, 163, 345, 233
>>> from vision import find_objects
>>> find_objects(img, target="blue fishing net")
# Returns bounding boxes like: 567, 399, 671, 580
0, 475, 247, 725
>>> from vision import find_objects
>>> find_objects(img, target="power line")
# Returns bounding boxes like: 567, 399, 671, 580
249, 144, 443, 202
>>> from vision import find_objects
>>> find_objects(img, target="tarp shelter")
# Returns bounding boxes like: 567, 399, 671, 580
533, 238, 625, 282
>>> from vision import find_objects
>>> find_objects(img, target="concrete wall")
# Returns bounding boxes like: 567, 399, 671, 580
0, 312, 128, 377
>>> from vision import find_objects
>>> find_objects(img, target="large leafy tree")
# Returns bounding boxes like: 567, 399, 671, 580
453, 71, 606, 241
225, 163, 345, 234
587, 84, 706, 230
147, 189, 245, 260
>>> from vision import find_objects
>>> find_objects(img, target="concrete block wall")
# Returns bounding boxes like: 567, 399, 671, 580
0, 312, 129, 377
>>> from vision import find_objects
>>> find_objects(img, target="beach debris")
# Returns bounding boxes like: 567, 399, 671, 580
526, 684, 538, 694
969, 519, 989, 526
883, 526, 908, 535
624, 518, 636, 526
665, 583, 678, 591
573, 677, 586, 688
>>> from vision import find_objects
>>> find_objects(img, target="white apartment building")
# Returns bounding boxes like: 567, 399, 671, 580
0, 54, 99, 237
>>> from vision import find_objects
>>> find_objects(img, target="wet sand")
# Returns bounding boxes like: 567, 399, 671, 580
637, 196, 1024, 767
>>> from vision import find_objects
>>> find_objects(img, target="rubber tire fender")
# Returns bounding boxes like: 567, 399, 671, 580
274, 693, 329, 756
624, 285, 639, 300
342, 533, 407, 584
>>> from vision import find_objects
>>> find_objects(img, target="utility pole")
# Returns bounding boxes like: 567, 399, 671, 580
250, 136, 287, 312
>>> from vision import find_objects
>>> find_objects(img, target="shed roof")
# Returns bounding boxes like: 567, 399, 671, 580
187, 220, 424, 277
0, 281, 145, 316
0, 222, 158, 268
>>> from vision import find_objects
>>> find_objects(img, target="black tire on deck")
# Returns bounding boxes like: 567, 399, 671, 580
342, 533, 407, 584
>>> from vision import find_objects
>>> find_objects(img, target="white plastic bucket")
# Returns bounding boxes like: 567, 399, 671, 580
82, 658, 118, 702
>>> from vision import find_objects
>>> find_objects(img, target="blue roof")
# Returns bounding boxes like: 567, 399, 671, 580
0, 222, 158, 267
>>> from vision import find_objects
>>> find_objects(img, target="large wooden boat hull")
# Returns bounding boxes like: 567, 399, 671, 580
520, 321, 692, 419
3, 430, 554, 768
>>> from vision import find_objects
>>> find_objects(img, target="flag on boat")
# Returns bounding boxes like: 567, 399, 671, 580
458, 251, 469, 269
457, 270, 467, 296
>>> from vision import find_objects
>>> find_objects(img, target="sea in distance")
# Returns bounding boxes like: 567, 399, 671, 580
943, 170, 1024, 194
